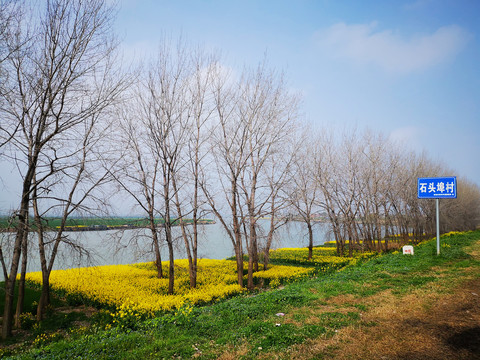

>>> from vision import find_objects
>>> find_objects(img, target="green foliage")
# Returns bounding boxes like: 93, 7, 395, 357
18, 313, 36, 330
0, 281, 43, 315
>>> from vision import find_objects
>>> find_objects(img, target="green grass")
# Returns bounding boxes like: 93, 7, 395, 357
2, 230, 479, 359
0, 280, 69, 316
0, 283, 42, 316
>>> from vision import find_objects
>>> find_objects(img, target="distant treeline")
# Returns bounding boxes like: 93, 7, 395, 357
0, 217, 215, 232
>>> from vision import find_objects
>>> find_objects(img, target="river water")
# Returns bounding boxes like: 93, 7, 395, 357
0, 220, 332, 280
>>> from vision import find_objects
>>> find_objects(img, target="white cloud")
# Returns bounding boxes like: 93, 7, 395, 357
315, 22, 470, 74
388, 126, 423, 151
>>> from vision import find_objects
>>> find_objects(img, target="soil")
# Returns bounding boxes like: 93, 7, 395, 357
333, 277, 480, 360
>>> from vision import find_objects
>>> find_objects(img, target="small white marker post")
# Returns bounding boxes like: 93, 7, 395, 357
402, 245, 414, 255
417, 177, 457, 256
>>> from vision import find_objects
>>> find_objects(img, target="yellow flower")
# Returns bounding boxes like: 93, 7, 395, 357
25, 259, 246, 314
25, 245, 377, 316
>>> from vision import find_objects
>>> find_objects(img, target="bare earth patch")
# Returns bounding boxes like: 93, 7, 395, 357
330, 277, 480, 360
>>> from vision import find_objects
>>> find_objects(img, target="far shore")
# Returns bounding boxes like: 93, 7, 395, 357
0, 217, 215, 233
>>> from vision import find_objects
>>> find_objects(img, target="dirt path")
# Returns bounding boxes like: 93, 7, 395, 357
332, 277, 480, 360
288, 241, 480, 360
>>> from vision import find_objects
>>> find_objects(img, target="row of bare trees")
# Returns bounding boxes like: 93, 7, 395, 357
113, 41, 301, 291
304, 130, 480, 256
113, 39, 218, 293
1, 0, 479, 340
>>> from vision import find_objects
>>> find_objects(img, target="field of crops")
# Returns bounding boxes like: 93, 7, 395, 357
24, 259, 316, 315
24, 248, 368, 316
269, 247, 377, 270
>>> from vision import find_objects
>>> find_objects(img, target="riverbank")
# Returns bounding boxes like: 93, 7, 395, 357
1, 230, 479, 359
0, 222, 329, 281
0, 217, 215, 232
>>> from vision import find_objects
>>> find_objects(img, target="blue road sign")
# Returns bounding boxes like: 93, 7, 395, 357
417, 177, 457, 199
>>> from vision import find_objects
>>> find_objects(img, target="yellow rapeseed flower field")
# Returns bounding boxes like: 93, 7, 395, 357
268, 247, 375, 271
24, 248, 373, 318
24, 258, 315, 315
252, 264, 316, 288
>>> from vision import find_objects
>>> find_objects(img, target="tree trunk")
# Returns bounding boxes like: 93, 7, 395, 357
191, 211, 198, 289
347, 220, 354, 257
235, 240, 244, 287
252, 232, 259, 272
190, 134, 200, 289
172, 175, 196, 288
2, 277, 17, 339
307, 221, 313, 260
231, 179, 244, 287
166, 234, 175, 295
263, 247, 271, 271
32, 183, 51, 321
180, 220, 195, 288
36, 273, 50, 321
150, 216, 163, 278
2, 193, 30, 339
14, 229, 28, 328
247, 251, 254, 289
153, 231, 163, 279
247, 216, 256, 289
263, 198, 277, 271
164, 220, 175, 295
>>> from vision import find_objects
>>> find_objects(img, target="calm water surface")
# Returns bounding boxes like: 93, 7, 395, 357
1, 220, 331, 279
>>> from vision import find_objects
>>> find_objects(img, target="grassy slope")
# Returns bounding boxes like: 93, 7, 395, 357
3, 231, 480, 359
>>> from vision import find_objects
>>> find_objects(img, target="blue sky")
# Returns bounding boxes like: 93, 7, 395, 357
115, 0, 480, 186
1, 0, 479, 212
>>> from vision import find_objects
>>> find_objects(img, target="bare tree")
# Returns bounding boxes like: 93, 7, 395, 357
31, 110, 119, 321
0, 0, 122, 338
0, 0, 23, 150
12, 215, 28, 329
179, 47, 218, 288
115, 102, 165, 278
287, 127, 320, 260
115, 39, 219, 290
239, 63, 299, 288
443, 178, 480, 231
389, 152, 438, 242
313, 130, 359, 256
203, 62, 246, 287
313, 128, 480, 254
205, 59, 300, 289
261, 132, 297, 270
130, 37, 196, 295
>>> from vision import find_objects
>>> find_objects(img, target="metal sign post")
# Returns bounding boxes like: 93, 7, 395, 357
436, 198, 440, 255
418, 177, 457, 255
